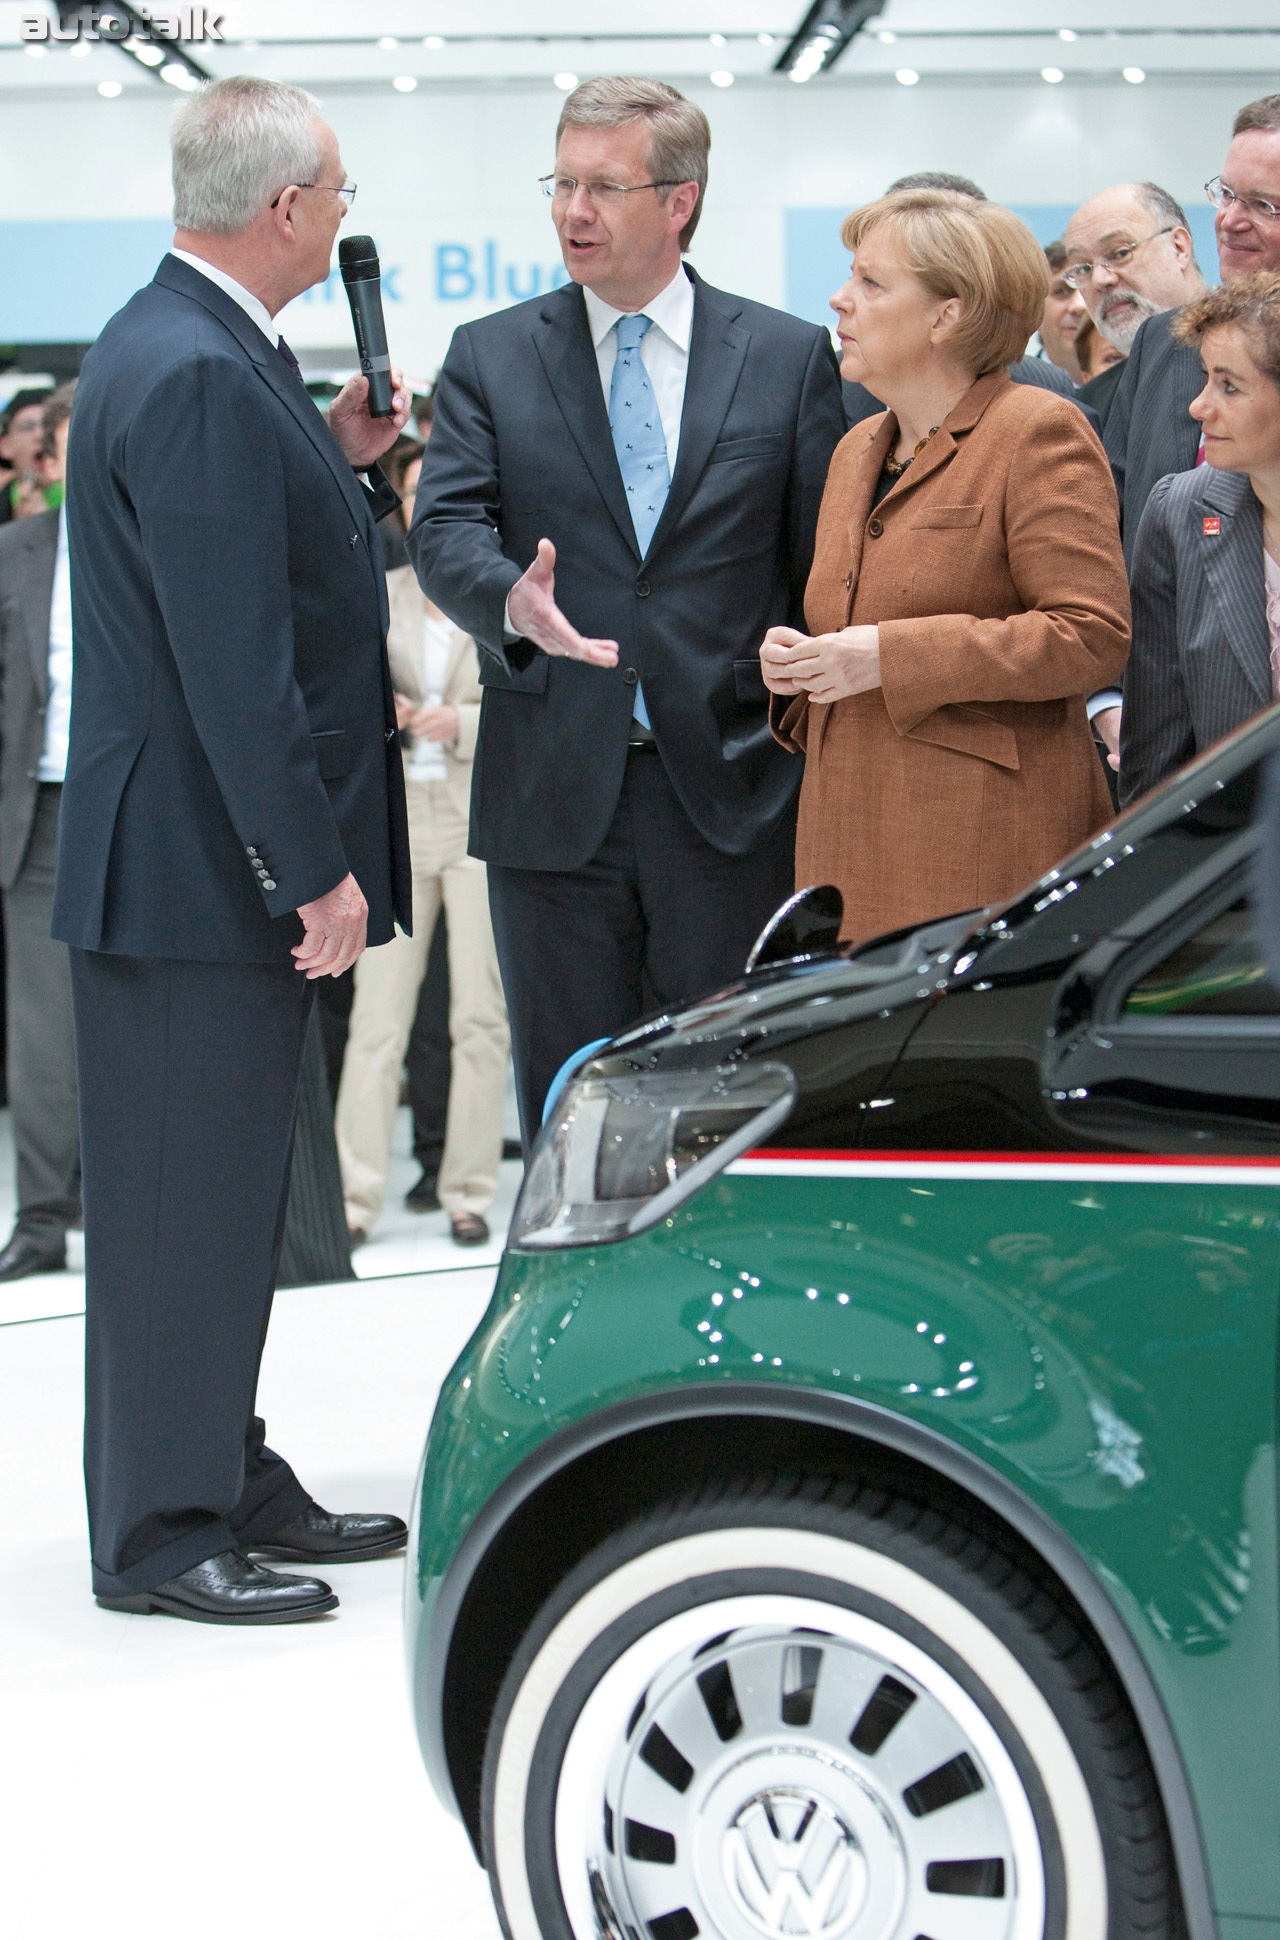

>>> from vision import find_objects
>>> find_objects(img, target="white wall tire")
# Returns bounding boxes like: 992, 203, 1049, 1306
480, 1480, 1178, 1940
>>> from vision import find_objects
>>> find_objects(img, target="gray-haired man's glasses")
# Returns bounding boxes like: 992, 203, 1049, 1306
1206, 175, 1280, 224
1062, 227, 1174, 289
538, 174, 682, 205
270, 181, 357, 211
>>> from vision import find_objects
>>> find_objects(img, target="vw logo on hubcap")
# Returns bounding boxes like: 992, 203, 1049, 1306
723, 1787, 867, 1939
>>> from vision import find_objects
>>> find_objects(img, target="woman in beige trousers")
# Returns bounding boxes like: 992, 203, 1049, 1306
336, 471, 509, 1247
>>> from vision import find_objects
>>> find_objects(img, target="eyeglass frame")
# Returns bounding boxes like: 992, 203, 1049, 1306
538, 173, 686, 204
1206, 175, 1280, 225
1061, 226, 1176, 290
269, 181, 357, 211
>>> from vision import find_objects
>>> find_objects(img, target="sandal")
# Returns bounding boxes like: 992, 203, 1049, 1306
450, 1213, 490, 1247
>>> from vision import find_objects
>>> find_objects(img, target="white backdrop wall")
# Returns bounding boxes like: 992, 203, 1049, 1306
0, 75, 1253, 378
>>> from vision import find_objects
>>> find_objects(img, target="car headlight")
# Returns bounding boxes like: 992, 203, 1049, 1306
510, 1061, 796, 1250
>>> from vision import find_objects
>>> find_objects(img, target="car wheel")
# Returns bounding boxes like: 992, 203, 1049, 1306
481, 1476, 1177, 1940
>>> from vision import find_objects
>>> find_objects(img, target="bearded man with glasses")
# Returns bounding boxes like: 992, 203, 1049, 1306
1101, 96, 1280, 573
409, 77, 844, 1145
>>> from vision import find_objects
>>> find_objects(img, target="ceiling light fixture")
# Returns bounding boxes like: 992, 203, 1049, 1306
24, 42, 46, 56
98, 78, 122, 95
877, 29, 896, 42
160, 59, 199, 88
1058, 27, 1077, 41
393, 74, 418, 91
69, 40, 91, 57
710, 70, 734, 87
896, 67, 920, 86
1041, 65, 1064, 82
710, 33, 726, 47
554, 71, 579, 91
423, 35, 445, 49
125, 37, 164, 66
1123, 65, 1146, 83
776, 0, 888, 83
378, 36, 397, 50
757, 31, 774, 45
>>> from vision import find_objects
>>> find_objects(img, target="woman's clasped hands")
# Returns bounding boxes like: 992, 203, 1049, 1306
759, 623, 882, 704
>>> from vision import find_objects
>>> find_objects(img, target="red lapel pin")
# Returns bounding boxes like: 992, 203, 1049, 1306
1203, 516, 1221, 535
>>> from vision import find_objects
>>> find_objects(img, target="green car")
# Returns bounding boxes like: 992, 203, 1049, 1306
407, 709, 1280, 1940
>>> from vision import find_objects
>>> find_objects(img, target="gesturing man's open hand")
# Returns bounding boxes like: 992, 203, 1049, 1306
507, 539, 619, 667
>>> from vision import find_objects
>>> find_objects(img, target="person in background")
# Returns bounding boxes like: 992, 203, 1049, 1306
0, 383, 81, 1281
843, 177, 1094, 428
1037, 241, 1087, 382
1121, 275, 1280, 804
411, 75, 846, 1142
1105, 100, 1280, 563
761, 188, 1130, 946
1075, 314, 1126, 385
0, 388, 55, 524
336, 444, 508, 1248
411, 386, 435, 444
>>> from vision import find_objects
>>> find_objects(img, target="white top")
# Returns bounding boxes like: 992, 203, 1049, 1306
1266, 548, 1280, 701
406, 611, 455, 780
169, 248, 280, 347
38, 507, 72, 783
582, 263, 695, 472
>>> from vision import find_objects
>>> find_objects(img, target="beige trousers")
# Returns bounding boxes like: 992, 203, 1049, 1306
335, 778, 509, 1229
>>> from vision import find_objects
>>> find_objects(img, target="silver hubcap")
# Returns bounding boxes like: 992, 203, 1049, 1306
555, 1596, 1044, 1940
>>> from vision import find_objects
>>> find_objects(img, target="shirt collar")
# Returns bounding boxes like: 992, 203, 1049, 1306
170, 248, 280, 347
582, 263, 694, 354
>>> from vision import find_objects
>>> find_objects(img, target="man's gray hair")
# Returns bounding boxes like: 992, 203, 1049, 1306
172, 76, 324, 236
1135, 180, 1201, 277
556, 77, 710, 250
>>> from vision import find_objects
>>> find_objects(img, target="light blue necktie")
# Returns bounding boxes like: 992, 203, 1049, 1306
608, 313, 670, 729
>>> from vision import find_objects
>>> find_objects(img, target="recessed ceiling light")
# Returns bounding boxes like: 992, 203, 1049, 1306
98, 79, 123, 96
24, 43, 46, 57
69, 41, 91, 58
378, 36, 397, 50
877, 29, 896, 42
423, 35, 445, 49
161, 61, 199, 89
757, 31, 774, 45
710, 70, 734, 87
710, 32, 726, 47
128, 40, 165, 66
1041, 66, 1064, 83
895, 68, 920, 86
393, 74, 418, 91
554, 72, 579, 91
1123, 65, 1146, 83
1058, 27, 1078, 41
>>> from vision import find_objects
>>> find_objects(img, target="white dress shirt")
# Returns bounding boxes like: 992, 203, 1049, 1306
38, 507, 73, 783
406, 613, 454, 781
503, 264, 694, 659
169, 248, 280, 347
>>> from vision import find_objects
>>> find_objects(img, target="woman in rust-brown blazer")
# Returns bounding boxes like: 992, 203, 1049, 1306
763, 188, 1130, 946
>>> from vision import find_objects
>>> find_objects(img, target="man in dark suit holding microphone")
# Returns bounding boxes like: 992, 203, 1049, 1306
54, 76, 413, 1624
410, 77, 845, 1142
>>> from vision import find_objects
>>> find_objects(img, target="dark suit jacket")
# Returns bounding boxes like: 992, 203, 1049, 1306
52, 254, 411, 963
843, 354, 1101, 434
1077, 357, 1126, 431
1120, 466, 1272, 804
0, 506, 57, 889
1103, 308, 1203, 566
407, 268, 846, 872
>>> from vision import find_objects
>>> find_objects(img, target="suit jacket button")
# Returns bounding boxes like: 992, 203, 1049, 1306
349, 534, 358, 549
262, 879, 277, 891
635, 579, 650, 597
867, 517, 884, 538
844, 572, 854, 590
623, 667, 639, 686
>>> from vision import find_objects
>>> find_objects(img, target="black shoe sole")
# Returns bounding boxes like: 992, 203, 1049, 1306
250, 1535, 407, 1564
96, 1589, 339, 1624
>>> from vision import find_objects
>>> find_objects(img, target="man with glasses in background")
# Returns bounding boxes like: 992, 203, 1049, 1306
410, 77, 844, 1144
1102, 96, 1280, 567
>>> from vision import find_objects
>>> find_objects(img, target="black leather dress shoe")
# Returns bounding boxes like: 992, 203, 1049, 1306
0, 1230, 66, 1281
250, 1502, 408, 1563
96, 1549, 338, 1624
404, 1170, 440, 1212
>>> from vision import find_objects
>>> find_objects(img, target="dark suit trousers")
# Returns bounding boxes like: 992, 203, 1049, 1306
488, 746, 796, 1144
71, 949, 315, 1596
3, 785, 80, 1243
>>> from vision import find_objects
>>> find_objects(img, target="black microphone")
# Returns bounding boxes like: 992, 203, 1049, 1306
339, 234, 394, 418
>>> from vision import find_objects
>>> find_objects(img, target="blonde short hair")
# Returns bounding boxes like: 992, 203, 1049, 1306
841, 189, 1050, 376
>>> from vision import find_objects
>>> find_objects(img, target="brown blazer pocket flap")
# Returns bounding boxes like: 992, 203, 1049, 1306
906, 704, 1019, 770
311, 729, 352, 780
911, 504, 984, 529
770, 691, 809, 751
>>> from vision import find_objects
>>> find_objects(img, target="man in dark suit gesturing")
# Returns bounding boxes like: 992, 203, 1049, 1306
410, 78, 845, 1141
53, 77, 413, 1624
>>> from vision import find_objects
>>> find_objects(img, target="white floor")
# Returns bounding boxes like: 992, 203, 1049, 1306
0, 1247, 505, 1936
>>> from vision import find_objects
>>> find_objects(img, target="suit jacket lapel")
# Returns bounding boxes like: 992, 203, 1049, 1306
18, 510, 58, 701
1198, 469, 1272, 705
872, 370, 1012, 516
644, 275, 749, 564
531, 286, 639, 558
